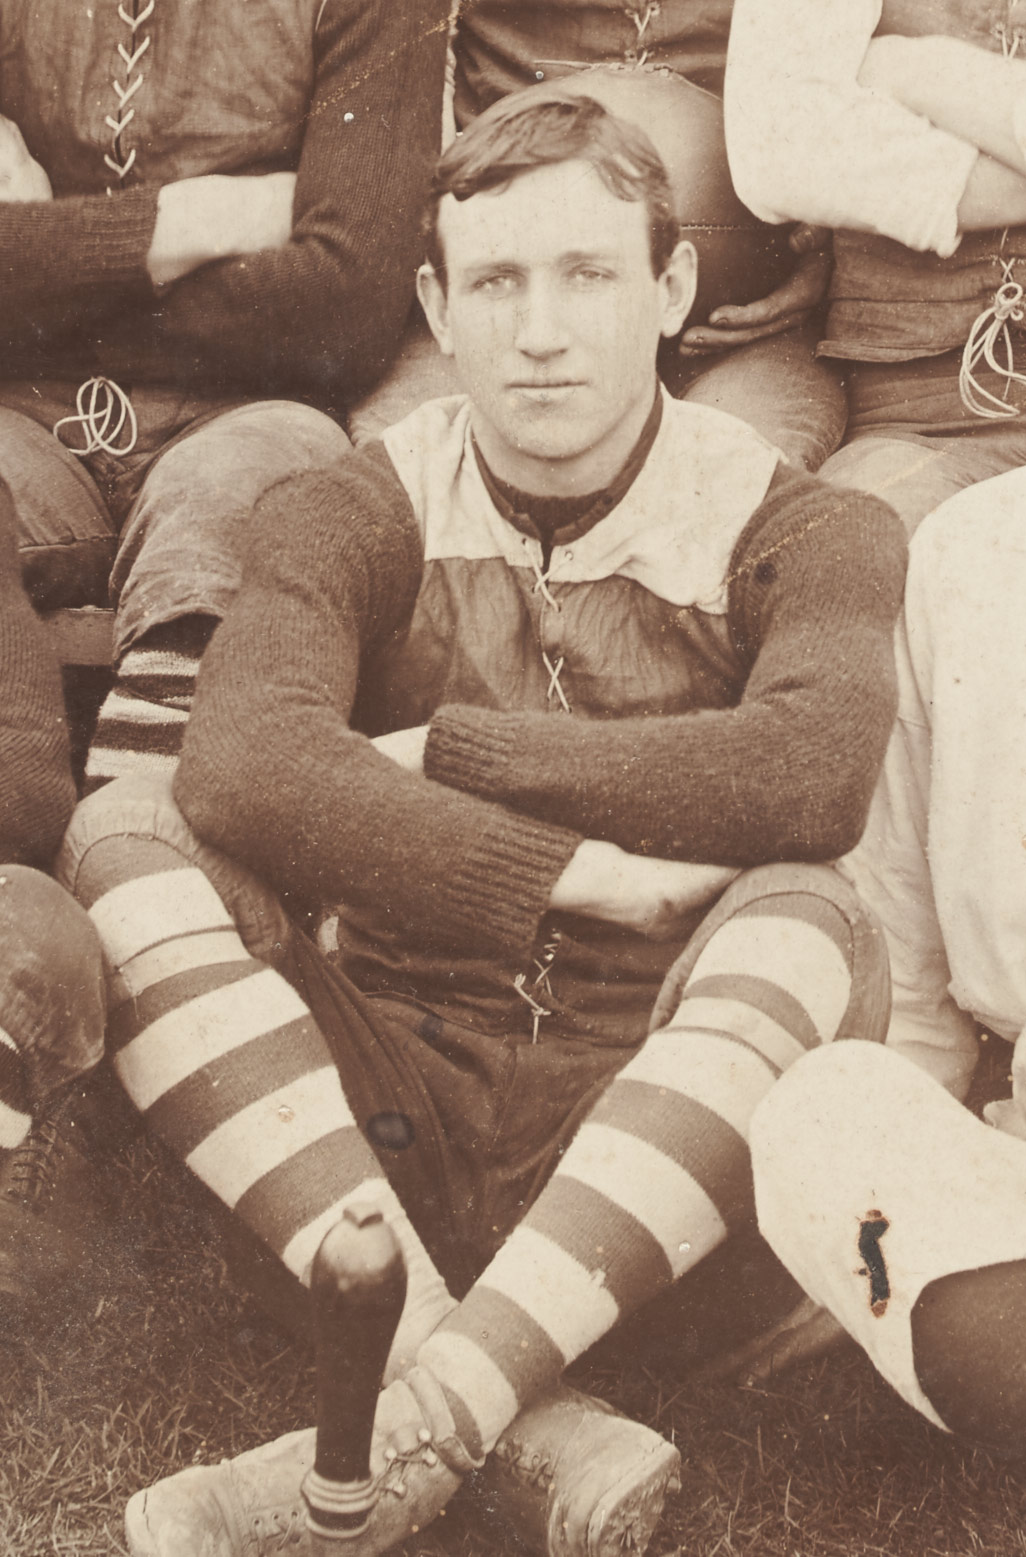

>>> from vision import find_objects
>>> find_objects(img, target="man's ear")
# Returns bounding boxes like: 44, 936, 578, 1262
658, 239, 698, 338
416, 263, 454, 357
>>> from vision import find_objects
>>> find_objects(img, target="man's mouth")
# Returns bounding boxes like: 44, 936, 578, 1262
508, 381, 584, 400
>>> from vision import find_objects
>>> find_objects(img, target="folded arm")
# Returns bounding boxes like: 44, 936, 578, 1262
0, 0, 450, 396
423, 468, 908, 868
127, 0, 451, 396
725, 0, 1026, 254
175, 454, 583, 962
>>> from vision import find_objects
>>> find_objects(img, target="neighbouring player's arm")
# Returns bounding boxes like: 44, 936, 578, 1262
726, 0, 982, 254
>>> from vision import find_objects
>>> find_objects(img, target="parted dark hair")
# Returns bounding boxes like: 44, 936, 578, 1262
423, 87, 679, 282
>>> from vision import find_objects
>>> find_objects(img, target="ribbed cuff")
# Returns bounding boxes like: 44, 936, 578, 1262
437, 804, 582, 957
73, 184, 161, 284
425, 705, 522, 802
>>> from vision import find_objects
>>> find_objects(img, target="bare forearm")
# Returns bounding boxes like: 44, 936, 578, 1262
958, 152, 1026, 230
549, 841, 738, 938
860, 34, 1026, 174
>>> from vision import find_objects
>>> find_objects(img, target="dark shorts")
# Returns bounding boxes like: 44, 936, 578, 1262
283, 930, 635, 1295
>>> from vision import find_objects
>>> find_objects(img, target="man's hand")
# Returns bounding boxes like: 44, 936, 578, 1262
148, 171, 296, 287
550, 840, 740, 938
0, 116, 51, 202
371, 725, 429, 773
678, 226, 831, 355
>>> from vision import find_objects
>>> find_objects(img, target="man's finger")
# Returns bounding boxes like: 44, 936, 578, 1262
678, 311, 811, 353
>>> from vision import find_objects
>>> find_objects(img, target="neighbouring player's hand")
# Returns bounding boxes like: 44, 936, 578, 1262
148, 171, 296, 286
0, 115, 51, 202
371, 724, 429, 774
678, 225, 831, 354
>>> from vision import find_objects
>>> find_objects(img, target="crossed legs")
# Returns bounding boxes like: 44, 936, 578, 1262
61, 775, 890, 1552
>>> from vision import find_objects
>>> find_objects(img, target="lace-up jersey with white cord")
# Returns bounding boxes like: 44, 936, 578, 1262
453, 0, 735, 123
176, 388, 906, 1043
0, 0, 447, 404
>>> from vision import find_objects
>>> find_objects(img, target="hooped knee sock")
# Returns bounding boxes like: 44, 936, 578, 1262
73, 832, 454, 1377
84, 615, 217, 794
418, 889, 858, 1457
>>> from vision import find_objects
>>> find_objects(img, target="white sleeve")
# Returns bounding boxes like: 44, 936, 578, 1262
725, 0, 979, 256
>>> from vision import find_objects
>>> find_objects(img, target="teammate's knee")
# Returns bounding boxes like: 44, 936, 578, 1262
913, 1260, 1026, 1456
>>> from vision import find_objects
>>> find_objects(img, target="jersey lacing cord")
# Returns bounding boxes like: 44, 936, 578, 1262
959, 256, 1026, 418
53, 377, 139, 456
521, 536, 572, 714
514, 935, 562, 1043
995, 0, 1026, 61
624, 3, 660, 67
957, 7, 1026, 416
105, 0, 154, 186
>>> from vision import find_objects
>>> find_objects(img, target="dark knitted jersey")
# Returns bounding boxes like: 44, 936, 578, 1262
0, 0, 449, 400
177, 395, 907, 1038
454, 0, 735, 123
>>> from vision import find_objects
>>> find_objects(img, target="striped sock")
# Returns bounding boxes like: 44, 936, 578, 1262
418, 889, 857, 1456
84, 618, 215, 795
0, 1026, 31, 1149
73, 835, 453, 1376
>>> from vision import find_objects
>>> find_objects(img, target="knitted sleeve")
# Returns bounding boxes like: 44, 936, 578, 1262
424, 466, 908, 867
0, 184, 159, 337
175, 445, 582, 959
0, 488, 76, 867
105, 0, 451, 399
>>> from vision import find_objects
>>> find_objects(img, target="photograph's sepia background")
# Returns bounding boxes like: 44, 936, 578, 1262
7, 3, 1023, 1553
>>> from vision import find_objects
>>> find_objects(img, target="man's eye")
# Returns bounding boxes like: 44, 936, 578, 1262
571, 267, 612, 285
473, 273, 517, 295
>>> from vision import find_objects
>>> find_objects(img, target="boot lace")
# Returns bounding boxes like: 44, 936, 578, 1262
3, 1111, 67, 1212
374, 1431, 441, 1500
251, 1506, 305, 1551
494, 1435, 555, 1490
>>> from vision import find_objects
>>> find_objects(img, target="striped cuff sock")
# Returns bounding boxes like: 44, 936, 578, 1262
85, 617, 217, 794
73, 833, 454, 1370
84, 645, 199, 792
419, 888, 857, 1457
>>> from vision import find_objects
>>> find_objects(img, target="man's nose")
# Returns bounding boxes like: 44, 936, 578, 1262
513, 277, 570, 357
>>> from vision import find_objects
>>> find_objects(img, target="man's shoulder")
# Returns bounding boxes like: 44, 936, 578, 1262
601, 395, 782, 612
376, 395, 476, 536
380, 395, 473, 481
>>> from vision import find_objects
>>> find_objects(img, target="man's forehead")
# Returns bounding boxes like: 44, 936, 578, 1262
437, 159, 650, 269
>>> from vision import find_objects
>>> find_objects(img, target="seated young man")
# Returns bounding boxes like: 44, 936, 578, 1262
726, 0, 1026, 532
751, 467, 1026, 1453
0, 483, 107, 1304
349, 0, 846, 473
60, 89, 905, 1557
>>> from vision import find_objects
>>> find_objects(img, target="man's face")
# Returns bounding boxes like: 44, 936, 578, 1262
418, 160, 695, 496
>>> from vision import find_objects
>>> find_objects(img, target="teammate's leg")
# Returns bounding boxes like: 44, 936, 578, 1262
752, 1040, 1026, 1452
85, 402, 350, 790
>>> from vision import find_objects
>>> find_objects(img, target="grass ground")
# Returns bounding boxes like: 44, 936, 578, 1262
3, 1131, 1025, 1557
